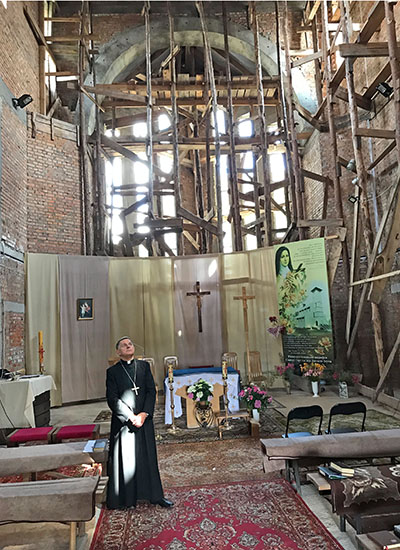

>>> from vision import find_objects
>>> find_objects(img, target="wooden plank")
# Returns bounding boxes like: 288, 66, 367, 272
306, 1, 321, 23
295, 101, 327, 131
292, 50, 322, 68
355, 128, 395, 139
364, 61, 392, 100
102, 97, 279, 108
100, 134, 164, 177
84, 85, 147, 104
177, 206, 220, 236
336, 86, 373, 111
327, 227, 347, 287
297, 218, 343, 227
24, 7, 57, 66
121, 195, 149, 217
367, 141, 396, 171
338, 42, 398, 58
374, 330, 400, 400
183, 230, 200, 251
301, 169, 332, 185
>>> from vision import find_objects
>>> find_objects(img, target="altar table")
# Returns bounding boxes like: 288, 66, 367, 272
0, 375, 56, 428
164, 367, 240, 424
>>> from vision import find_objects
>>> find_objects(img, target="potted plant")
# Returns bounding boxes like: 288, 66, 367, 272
300, 362, 326, 397
238, 384, 273, 421
187, 379, 214, 409
331, 371, 361, 399
275, 363, 295, 393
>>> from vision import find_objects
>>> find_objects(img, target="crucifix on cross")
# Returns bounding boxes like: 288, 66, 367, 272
186, 281, 211, 333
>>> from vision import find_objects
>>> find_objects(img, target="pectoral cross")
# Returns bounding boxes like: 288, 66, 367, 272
131, 382, 140, 395
186, 281, 211, 333
233, 286, 256, 380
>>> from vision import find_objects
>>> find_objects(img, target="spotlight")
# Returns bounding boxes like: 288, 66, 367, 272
348, 195, 359, 204
346, 158, 356, 172
376, 82, 393, 98
351, 176, 359, 185
12, 94, 33, 109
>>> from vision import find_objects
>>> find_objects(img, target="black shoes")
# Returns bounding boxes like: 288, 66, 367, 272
152, 497, 174, 508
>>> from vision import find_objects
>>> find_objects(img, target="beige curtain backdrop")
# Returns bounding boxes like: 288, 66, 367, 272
173, 255, 222, 368
59, 256, 110, 403
109, 258, 175, 389
25, 253, 62, 406
221, 248, 282, 380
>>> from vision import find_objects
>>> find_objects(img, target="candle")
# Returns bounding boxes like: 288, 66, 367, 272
168, 364, 174, 383
222, 360, 227, 380
38, 331, 43, 349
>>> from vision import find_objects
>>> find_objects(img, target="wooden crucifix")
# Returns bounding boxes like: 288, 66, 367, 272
186, 281, 211, 333
234, 286, 256, 380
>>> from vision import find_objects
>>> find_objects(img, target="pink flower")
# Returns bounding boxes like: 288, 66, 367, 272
268, 396, 273, 404
188, 392, 194, 399
196, 397, 200, 402
249, 395, 253, 400
254, 400, 262, 409
238, 390, 244, 397
207, 395, 212, 401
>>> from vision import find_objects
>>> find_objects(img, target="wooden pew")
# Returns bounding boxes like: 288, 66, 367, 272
0, 476, 104, 550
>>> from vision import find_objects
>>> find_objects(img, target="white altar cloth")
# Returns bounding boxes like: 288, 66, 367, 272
164, 370, 240, 425
0, 375, 56, 428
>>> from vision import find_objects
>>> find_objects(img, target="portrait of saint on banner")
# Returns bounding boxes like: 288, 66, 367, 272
77, 298, 94, 320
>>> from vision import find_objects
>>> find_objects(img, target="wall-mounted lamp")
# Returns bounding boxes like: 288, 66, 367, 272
376, 82, 393, 98
346, 158, 356, 172
12, 94, 33, 109
351, 176, 359, 186
348, 195, 359, 204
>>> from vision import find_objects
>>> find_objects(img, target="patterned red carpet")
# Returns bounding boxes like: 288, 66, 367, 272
90, 479, 344, 550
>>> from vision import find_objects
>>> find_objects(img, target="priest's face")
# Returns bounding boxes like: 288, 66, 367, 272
117, 338, 135, 361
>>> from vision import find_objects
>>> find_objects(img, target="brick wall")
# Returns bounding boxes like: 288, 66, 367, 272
26, 115, 83, 254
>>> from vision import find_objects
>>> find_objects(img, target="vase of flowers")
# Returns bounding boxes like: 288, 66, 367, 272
300, 362, 326, 397
275, 363, 295, 393
238, 384, 272, 420
187, 379, 214, 408
331, 371, 361, 399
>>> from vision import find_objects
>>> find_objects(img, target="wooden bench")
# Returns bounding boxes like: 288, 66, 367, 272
261, 429, 400, 494
0, 475, 105, 550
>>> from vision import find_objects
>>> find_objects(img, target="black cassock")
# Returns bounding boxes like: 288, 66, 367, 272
106, 359, 164, 509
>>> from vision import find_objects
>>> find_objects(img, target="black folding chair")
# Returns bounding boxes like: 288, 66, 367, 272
283, 405, 323, 438
326, 401, 367, 434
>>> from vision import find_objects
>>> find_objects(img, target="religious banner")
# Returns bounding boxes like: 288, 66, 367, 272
173, 256, 223, 368
273, 238, 333, 365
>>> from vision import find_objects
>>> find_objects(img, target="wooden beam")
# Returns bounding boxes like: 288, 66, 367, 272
177, 206, 220, 236
292, 50, 322, 68
306, 1, 321, 23
355, 128, 395, 139
84, 85, 147, 104
373, 330, 400, 400
295, 101, 327, 131
336, 86, 373, 111
297, 218, 343, 228
364, 61, 392, 100
338, 42, 399, 58
301, 169, 332, 185
101, 134, 164, 177
102, 97, 279, 108
351, 268, 400, 287
367, 141, 396, 171
121, 194, 149, 217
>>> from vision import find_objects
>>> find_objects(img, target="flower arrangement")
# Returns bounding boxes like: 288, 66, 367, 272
187, 379, 214, 403
238, 384, 273, 412
275, 363, 295, 381
332, 371, 361, 386
300, 362, 326, 382
267, 316, 286, 337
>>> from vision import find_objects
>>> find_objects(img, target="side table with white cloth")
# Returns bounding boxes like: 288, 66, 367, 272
0, 375, 56, 428
164, 367, 240, 424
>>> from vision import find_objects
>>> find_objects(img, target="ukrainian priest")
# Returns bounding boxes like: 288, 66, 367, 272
106, 336, 173, 509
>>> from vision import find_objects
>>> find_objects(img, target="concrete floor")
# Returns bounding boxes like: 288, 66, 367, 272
2, 387, 400, 550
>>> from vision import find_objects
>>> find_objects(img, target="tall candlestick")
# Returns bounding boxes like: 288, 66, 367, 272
38, 330, 45, 374
168, 363, 174, 383
222, 360, 227, 380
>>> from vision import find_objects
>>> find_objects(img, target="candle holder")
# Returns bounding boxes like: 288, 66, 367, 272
221, 360, 232, 432
167, 363, 180, 434
38, 331, 46, 375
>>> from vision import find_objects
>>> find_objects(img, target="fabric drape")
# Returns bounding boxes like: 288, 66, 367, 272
59, 256, 110, 403
25, 253, 61, 405
173, 255, 222, 368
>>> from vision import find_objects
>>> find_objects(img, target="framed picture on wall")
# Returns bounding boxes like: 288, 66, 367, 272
77, 298, 94, 320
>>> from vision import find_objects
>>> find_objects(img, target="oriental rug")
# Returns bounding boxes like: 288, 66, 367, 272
90, 479, 344, 550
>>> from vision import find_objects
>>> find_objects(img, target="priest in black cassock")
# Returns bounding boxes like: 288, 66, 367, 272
106, 336, 173, 509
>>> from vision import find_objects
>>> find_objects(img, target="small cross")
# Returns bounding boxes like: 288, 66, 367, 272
186, 281, 211, 333
131, 382, 140, 395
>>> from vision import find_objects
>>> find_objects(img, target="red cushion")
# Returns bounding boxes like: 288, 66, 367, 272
10, 427, 53, 443
55, 424, 97, 441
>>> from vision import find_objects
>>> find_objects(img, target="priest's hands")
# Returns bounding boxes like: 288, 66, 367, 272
130, 412, 148, 427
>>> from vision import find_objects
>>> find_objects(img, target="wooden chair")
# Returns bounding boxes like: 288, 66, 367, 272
245, 351, 268, 385
137, 357, 160, 404
163, 355, 179, 378
326, 402, 367, 434
283, 405, 323, 438
222, 352, 238, 373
